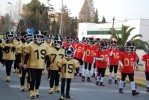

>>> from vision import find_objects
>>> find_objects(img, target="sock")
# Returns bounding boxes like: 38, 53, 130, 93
96, 76, 99, 81
79, 65, 83, 74
88, 70, 91, 77
82, 67, 85, 77
147, 80, 149, 87
119, 80, 124, 89
93, 68, 95, 74
85, 69, 88, 77
114, 73, 118, 80
109, 73, 112, 80
130, 81, 136, 90
100, 77, 104, 82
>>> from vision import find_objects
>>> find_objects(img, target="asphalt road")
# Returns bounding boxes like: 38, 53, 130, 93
0, 65, 148, 100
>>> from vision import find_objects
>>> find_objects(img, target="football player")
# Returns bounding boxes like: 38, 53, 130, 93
13, 32, 21, 73
82, 37, 95, 82
58, 47, 79, 100
23, 30, 50, 99
1, 32, 16, 82
16, 31, 28, 91
74, 37, 86, 77
47, 34, 64, 94
142, 47, 149, 92
91, 38, 100, 77
119, 42, 139, 96
108, 40, 120, 84
95, 40, 109, 86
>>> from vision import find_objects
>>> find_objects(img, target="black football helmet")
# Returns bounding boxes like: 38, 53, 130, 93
110, 40, 117, 48
5, 32, 14, 42
53, 34, 63, 48
67, 36, 73, 44
33, 30, 44, 44
87, 37, 94, 45
100, 40, 107, 51
125, 42, 135, 52
15, 32, 21, 40
147, 47, 149, 54
64, 46, 74, 59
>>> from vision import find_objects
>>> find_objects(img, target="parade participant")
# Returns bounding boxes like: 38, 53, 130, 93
1, 32, 16, 82
119, 42, 139, 96
95, 40, 109, 86
17, 31, 28, 91
58, 46, 79, 100
23, 30, 50, 99
82, 37, 95, 82
47, 34, 64, 94
142, 47, 149, 92
74, 37, 86, 77
108, 40, 120, 84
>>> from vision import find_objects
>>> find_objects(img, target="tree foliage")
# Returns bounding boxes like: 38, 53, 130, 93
108, 25, 149, 52
22, 0, 49, 30
79, 0, 95, 22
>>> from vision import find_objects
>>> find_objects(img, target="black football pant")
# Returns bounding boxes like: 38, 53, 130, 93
121, 73, 134, 82
50, 70, 59, 88
20, 68, 30, 86
97, 68, 106, 77
4, 60, 14, 76
29, 68, 42, 90
14, 54, 19, 70
109, 65, 118, 73
61, 78, 71, 96
145, 72, 149, 80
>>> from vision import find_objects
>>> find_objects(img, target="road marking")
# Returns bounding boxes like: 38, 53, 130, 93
9, 84, 149, 94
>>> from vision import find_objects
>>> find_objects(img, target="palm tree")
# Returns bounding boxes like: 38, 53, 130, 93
108, 25, 149, 52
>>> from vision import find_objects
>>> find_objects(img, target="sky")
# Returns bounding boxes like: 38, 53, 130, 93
0, 0, 149, 22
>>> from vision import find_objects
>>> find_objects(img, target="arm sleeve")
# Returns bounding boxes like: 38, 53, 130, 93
95, 57, 104, 61
45, 55, 50, 68
118, 60, 124, 68
24, 53, 29, 65
17, 53, 22, 63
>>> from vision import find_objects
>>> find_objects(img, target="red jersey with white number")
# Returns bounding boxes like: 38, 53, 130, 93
83, 45, 95, 63
119, 52, 137, 73
142, 54, 149, 72
108, 48, 120, 65
74, 43, 85, 60
95, 50, 109, 68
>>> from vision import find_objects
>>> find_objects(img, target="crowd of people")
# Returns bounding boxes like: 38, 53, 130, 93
0, 31, 149, 100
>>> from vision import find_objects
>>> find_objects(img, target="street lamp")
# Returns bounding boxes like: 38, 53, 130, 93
8, 2, 12, 31
60, 0, 63, 36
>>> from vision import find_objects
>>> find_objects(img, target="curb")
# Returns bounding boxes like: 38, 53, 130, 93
105, 70, 146, 87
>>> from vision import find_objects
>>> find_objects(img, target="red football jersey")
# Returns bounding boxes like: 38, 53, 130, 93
72, 43, 77, 49
74, 43, 85, 60
95, 50, 109, 68
142, 54, 149, 72
119, 52, 137, 73
108, 48, 120, 65
63, 42, 69, 49
83, 45, 95, 63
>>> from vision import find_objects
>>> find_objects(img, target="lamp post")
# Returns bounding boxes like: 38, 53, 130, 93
8, 2, 12, 31
60, 0, 63, 36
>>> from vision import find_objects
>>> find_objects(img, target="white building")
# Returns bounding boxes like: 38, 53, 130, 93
78, 19, 149, 65
78, 19, 149, 44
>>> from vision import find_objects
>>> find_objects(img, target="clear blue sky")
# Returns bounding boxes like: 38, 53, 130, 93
0, 0, 149, 22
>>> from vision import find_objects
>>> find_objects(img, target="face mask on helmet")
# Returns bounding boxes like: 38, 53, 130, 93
100, 41, 107, 51
54, 40, 62, 48
6, 34, 14, 42
65, 47, 74, 59
125, 42, 135, 52
34, 35, 44, 44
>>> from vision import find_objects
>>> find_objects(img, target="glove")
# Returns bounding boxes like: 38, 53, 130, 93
11, 47, 16, 52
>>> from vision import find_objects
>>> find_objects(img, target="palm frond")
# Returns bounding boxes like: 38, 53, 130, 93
129, 34, 142, 41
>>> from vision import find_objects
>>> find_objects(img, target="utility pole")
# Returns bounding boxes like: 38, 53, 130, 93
112, 16, 115, 29
60, 0, 63, 36
8, 2, 12, 32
